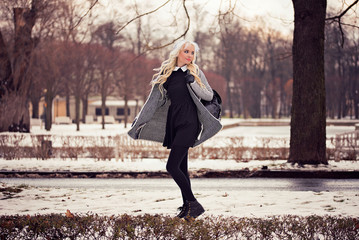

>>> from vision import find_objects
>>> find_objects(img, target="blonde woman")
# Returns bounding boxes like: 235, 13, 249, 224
128, 40, 222, 220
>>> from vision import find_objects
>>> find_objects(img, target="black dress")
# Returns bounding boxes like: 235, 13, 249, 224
163, 69, 200, 149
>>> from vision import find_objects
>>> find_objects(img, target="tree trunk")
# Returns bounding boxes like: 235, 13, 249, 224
124, 94, 128, 128
101, 93, 106, 130
337, 93, 343, 119
355, 60, 359, 119
0, 32, 14, 131
44, 91, 53, 131
0, 6, 37, 132
82, 95, 88, 123
31, 97, 40, 118
75, 95, 80, 131
66, 92, 70, 117
0, 32, 12, 99
289, 0, 328, 165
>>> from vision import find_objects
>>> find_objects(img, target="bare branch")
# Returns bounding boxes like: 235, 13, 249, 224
124, 0, 191, 65
326, 0, 358, 21
116, 0, 171, 35
325, 0, 359, 47
144, 0, 190, 51
339, 21, 359, 28
70, 0, 99, 30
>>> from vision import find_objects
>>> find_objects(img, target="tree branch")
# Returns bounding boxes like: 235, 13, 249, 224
116, 0, 171, 35
326, 0, 358, 21
144, 0, 190, 51
70, 0, 99, 30
124, 0, 191, 65
325, 0, 359, 47
339, 21, 359, 29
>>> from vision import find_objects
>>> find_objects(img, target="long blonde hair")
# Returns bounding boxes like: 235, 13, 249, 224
152, 40, 205, 95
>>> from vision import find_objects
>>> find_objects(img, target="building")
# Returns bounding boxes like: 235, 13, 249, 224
32, 96, 143, 124
87, 97, 143, 123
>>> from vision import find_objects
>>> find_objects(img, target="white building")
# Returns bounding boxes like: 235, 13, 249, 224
88, 97, 143, 123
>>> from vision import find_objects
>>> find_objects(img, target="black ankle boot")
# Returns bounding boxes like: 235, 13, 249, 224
184, 200, 205, 221
176, 203, 187, 218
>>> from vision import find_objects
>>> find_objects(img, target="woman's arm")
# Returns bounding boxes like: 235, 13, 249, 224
189, 70, 213, 101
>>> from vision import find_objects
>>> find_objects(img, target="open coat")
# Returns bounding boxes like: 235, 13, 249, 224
127, 70, 222, 147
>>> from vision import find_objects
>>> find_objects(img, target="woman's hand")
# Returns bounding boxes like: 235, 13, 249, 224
185, 71, 195, 83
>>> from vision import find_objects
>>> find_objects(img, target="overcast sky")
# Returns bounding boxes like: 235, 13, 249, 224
93, 0, 357, 38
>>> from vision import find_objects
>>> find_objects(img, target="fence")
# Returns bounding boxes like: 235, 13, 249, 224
334, 130, 359, 160
0, 133, 291, 161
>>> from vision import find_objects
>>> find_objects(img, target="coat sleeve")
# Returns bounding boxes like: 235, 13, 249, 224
189, 70, 213, 101
128, 84, 162, 139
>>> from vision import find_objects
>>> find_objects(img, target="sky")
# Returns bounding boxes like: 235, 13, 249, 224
92, 0, 358, 38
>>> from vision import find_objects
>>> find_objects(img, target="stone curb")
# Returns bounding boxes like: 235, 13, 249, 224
0, 170, 358, 179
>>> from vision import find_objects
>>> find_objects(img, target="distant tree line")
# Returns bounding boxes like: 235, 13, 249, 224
325, 22, 359, 119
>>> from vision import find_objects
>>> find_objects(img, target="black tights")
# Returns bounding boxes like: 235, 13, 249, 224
166, 145, 196, 203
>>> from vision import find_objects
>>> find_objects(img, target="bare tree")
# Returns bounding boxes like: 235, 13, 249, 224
0, 0, 100, 132
96, 45, 117, 129
65, 43, 95, 131
350, 38, 359, 118
325, 19, 359, 119
0, 1, 39, 132
262, 31, 292, 119
115, 51, 136, 128
91, 21, 121, 128
289, 0, 358, 165
217, 12, 241, 118
325, 23, 349, 119
31, 41, 65, 130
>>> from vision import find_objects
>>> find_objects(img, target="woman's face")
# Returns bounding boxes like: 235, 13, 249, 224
177, 43, 195, 67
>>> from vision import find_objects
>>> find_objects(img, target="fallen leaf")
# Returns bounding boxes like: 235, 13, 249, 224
66, 209, 74, 218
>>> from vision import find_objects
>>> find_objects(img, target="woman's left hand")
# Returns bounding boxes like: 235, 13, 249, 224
185, 71, 195, 83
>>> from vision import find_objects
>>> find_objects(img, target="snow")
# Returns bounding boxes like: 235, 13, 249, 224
1, 119, 359, 218
0, 158, 358, 173
1, 178, 358, 217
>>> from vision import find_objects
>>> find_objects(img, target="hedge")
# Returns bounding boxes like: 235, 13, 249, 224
1, 213, 358, 239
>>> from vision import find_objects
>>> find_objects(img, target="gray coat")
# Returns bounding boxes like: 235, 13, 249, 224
127, 70, 222, 147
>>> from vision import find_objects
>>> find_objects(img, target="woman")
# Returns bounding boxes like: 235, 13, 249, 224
128, 40, 222, 220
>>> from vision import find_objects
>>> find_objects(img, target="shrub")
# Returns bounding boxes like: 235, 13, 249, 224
1, 213, 358, 239
0, 134, 356, 161
0, 134, 25, 160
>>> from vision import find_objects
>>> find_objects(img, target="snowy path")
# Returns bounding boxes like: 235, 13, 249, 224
1, 178, 358, 217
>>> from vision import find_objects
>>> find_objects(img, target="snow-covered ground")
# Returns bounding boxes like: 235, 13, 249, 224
1, 119, 358, 217
1, 158, 358, 173
1, 178, 358, 217
25, 118, 355, 138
